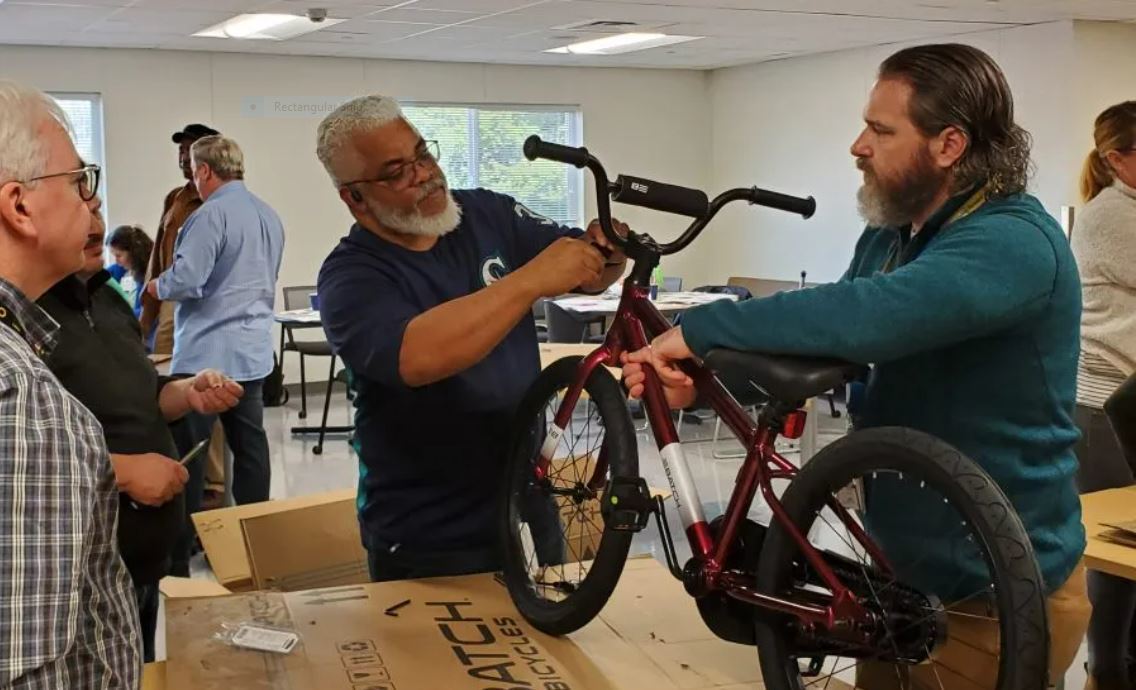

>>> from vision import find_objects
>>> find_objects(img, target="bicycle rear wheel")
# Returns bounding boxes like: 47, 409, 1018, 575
500, 356, 638, 635
753, 427, 1048, 690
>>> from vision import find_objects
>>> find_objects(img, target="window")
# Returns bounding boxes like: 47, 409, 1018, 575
49, 92, 107, 206
401, 103, 584, 228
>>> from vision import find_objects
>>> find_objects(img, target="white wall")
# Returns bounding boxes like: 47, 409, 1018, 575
1072, 21, 1136, 203
0, 45, 710, 382
688, 21, 1080, 287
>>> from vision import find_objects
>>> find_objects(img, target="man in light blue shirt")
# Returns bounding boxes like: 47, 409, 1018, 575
147, 135, 283, 557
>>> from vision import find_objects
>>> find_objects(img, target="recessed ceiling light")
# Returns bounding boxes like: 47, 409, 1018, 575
545, 33, 701, 55
193, 13, 344, 40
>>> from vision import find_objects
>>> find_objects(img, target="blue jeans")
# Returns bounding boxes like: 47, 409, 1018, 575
170, 378, 269, 575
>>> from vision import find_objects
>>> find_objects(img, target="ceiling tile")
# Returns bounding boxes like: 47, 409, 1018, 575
0, 3, 115, 28
345, 18, 442, 39
363, 6, 481, 22
84, 8, 237, 33
2, 0, 1136, 70
410, 0, 552, 13
252, 1, 395, 19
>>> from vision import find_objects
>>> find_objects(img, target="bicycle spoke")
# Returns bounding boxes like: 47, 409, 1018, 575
785, 474, 1003, 690
925, 646, 947, 690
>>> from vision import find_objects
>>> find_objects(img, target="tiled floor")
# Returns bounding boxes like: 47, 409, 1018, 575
166, 388, 1089, 689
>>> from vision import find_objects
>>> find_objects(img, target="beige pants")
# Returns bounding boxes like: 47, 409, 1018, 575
856, 560, 1091, 689
153, 300, 176, 356
156, 300, 226, 492
205, 423, 226, 493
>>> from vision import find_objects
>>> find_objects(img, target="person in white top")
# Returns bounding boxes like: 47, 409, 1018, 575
1072, 99, 1136, 690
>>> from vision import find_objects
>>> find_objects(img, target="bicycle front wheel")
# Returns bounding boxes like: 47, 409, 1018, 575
500, 356, 639, 636
753, 427, 1049, 690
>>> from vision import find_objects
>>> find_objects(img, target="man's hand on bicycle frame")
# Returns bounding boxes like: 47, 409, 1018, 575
621, 326, 698, 409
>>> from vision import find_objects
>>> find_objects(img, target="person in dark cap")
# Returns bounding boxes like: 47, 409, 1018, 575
141, 123, 219, 353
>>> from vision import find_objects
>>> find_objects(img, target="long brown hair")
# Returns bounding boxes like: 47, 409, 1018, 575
878, 44, 1032, 199
107, 224, 153, 285
1081, 101, 1136, 203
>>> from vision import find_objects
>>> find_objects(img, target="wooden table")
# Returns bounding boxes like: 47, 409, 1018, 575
1082, 486, 1136, 582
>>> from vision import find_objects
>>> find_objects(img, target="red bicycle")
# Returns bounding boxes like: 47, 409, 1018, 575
499, 137, 1049, 690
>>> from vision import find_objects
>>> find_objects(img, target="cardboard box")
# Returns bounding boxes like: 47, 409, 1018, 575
241, 498, 369, 591
141, 662, 166, 690
191, 489, 362, 591
160, 577, 231, 599
193, 474, 661, 593
165, 557, 765, 690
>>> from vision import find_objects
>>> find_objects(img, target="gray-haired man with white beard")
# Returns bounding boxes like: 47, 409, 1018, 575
315, 95, 628, 582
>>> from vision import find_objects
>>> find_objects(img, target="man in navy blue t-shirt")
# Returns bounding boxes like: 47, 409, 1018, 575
315, 95, 628, 581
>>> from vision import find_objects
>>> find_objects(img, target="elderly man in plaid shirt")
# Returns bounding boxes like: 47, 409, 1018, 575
0, 80, 139, 687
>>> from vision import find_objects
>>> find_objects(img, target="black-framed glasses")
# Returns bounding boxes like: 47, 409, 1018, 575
26, 163, 101, 202
343, 140, 440, 190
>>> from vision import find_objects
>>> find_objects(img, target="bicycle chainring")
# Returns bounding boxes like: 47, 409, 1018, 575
787, 549, 948, 665
695, 516, 767, 645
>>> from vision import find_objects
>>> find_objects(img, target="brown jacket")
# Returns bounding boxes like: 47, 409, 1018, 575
140, 182, 202, 332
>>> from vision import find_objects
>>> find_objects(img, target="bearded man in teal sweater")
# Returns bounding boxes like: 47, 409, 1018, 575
624, 44, 1091, 689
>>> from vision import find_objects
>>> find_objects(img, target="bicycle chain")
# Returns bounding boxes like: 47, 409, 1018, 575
790, 556, 943, 664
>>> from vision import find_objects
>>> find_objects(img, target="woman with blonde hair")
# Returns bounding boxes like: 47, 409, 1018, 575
1073, 100, 1136, 690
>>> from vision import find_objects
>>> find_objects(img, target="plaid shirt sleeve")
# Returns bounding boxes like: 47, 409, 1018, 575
0, 366, 140, 688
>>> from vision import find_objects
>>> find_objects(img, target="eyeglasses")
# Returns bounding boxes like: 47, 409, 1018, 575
25, 163, 101, 202
343, 140, 440, 191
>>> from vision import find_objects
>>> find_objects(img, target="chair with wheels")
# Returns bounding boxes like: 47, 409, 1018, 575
280, 285, 333, 420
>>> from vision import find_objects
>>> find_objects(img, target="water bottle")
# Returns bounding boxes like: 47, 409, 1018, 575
649, 265, 661, 300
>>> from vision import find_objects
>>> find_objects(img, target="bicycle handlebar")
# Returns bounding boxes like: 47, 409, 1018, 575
523, 137, 591, 168
523, 135, 815, 256
611, 175, 710, 218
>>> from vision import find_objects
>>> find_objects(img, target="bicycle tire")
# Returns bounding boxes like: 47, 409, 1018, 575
753, 426, 1048, 690
500, 356, 638, 635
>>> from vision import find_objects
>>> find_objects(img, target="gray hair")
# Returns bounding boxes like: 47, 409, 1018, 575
316, 95, 413, 187
0, 80, 71, 188
191, 135, 245, 181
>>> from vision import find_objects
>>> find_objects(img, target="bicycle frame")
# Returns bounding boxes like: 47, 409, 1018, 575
534, 279, 888, 631
521, 134, 882, 632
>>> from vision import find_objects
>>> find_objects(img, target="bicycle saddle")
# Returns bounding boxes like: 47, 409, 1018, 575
704, 349, 867, 404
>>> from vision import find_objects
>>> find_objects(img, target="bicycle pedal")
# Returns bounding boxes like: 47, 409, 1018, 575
801, 657, 825, 678
601, 476, 653, 532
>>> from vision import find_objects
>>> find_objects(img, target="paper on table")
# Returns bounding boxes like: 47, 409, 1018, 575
554, 291, 736, 314
274, 308, 321, 324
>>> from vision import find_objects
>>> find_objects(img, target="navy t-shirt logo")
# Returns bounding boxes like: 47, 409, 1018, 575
514, 202, 555, 226
480, 252, 509, 286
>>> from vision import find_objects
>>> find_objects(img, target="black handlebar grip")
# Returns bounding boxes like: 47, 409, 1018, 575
749, 187, 816, 219
611, 175, 710, 219
523, 135, 590, 169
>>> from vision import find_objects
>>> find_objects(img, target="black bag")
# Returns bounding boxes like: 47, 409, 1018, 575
263, 353, 289, 407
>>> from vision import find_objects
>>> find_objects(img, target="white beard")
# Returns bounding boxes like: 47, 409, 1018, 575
368, 183, 462, 238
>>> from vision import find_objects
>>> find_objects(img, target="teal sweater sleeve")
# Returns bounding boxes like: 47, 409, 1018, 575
682, 212, 1060, 364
